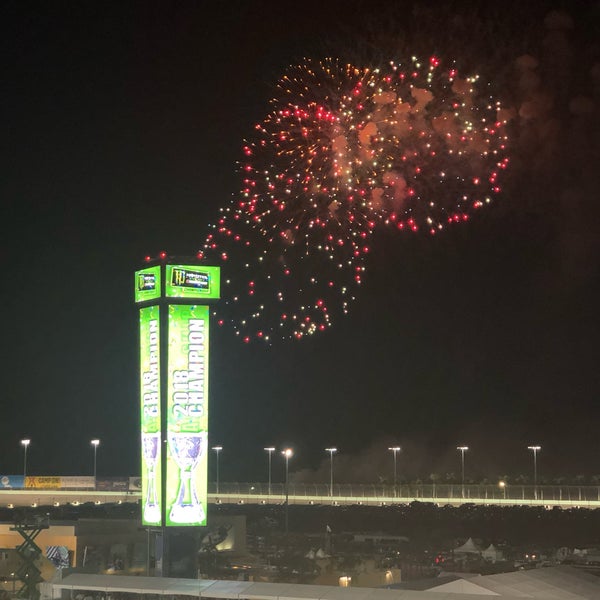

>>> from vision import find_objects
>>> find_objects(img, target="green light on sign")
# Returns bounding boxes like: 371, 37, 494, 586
135, 266, 161, 303
139, 305, 162, 526
166, 304, 209, 526
165, 265, 220, 300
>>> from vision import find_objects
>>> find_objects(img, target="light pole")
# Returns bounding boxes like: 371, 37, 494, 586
90, 439, 100, 488
212, 446, 223, 494
20, 439, 30, 480
264, 447, 275, 495
457, 446, 469, 498
282, 448, 293, 535
325, 448, 337, 497
388, 447, 401, 497
499, 480, 506, 500
528, 445, 541, 499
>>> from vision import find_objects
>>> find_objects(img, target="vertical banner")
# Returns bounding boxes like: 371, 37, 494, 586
140, 305, 162, 526
166, 304, 209, 526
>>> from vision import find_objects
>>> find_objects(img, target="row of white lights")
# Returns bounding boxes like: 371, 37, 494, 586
19, 439, 100, 449
19, 438, 100, 479
453, 445, 542, 479
17, 440, 542, 484
5, 499, 123, 509
19, 439, 100, 446
213, 444, 543, 491
205, 445, 544, 459
210, 444, 542, 464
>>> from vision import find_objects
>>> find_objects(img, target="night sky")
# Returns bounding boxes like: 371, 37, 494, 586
2, 1, 599, 486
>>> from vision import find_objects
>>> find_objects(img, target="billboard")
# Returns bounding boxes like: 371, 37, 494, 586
60, 476, 95, 489
128, 476, 142, 491
26, 476, 61, 489
0, 475, 24, 489
95, 478, 129, 491
135, 266, 161, 303
166, 304, 209, 526
140, 305, 162, 526
165, 265, 220, 300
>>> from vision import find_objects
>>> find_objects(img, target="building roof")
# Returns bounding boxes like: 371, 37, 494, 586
45, 573, 528, 600
428, 565, 600, 599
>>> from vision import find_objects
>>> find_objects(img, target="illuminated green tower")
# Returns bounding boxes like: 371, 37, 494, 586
134, 257, 220, 543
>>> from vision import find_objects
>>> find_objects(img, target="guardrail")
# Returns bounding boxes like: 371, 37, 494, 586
209, 482, 600, 508
208, 482, 600, 505
1, 482, 599, 508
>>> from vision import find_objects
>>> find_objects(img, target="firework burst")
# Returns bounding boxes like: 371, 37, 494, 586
201, 55, 509, 342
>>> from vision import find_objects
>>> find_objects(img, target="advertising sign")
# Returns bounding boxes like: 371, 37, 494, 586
135, 266, 161, 303
60, 476, 95, 489
0, 475, 24, 489
26, 476, 61, 489
166, 304, 209, 526
128, 476, 142, 492
140, 305, 162, 526
96, 478, 129, 491
165, 265, 220, 300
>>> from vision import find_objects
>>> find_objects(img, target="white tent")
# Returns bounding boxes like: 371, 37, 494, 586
481, 544, 503, 563
453, 538, 481, 555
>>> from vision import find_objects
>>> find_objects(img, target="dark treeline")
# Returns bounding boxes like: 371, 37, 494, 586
2, 501, 599, 551
215, 502, 600, 549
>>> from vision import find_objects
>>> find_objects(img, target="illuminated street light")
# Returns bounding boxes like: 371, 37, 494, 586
212, 446, 223, 494
528, 445, 541, 499
388, 447, 401, 496
264, 447, 275, 495
499, 480, 506, 500
325, 448, 337, 497
457, 446, 469, 498
20, 439, 30, 480
282, 448, 293, 535
90, 439, 100, 488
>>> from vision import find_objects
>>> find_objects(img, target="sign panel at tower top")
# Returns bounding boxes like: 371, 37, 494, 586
139, 305, 162, 526
165, 265, 220, 300
135, 266, 161, 303
165, 304, 209, 527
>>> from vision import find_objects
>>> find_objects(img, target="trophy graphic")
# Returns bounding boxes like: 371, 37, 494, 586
168, 431, 206, 523
142, 432, 161, 524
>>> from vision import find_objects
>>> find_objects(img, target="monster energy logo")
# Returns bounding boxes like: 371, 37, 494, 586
171, 268, 210, 291
138, 272, 156, 291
